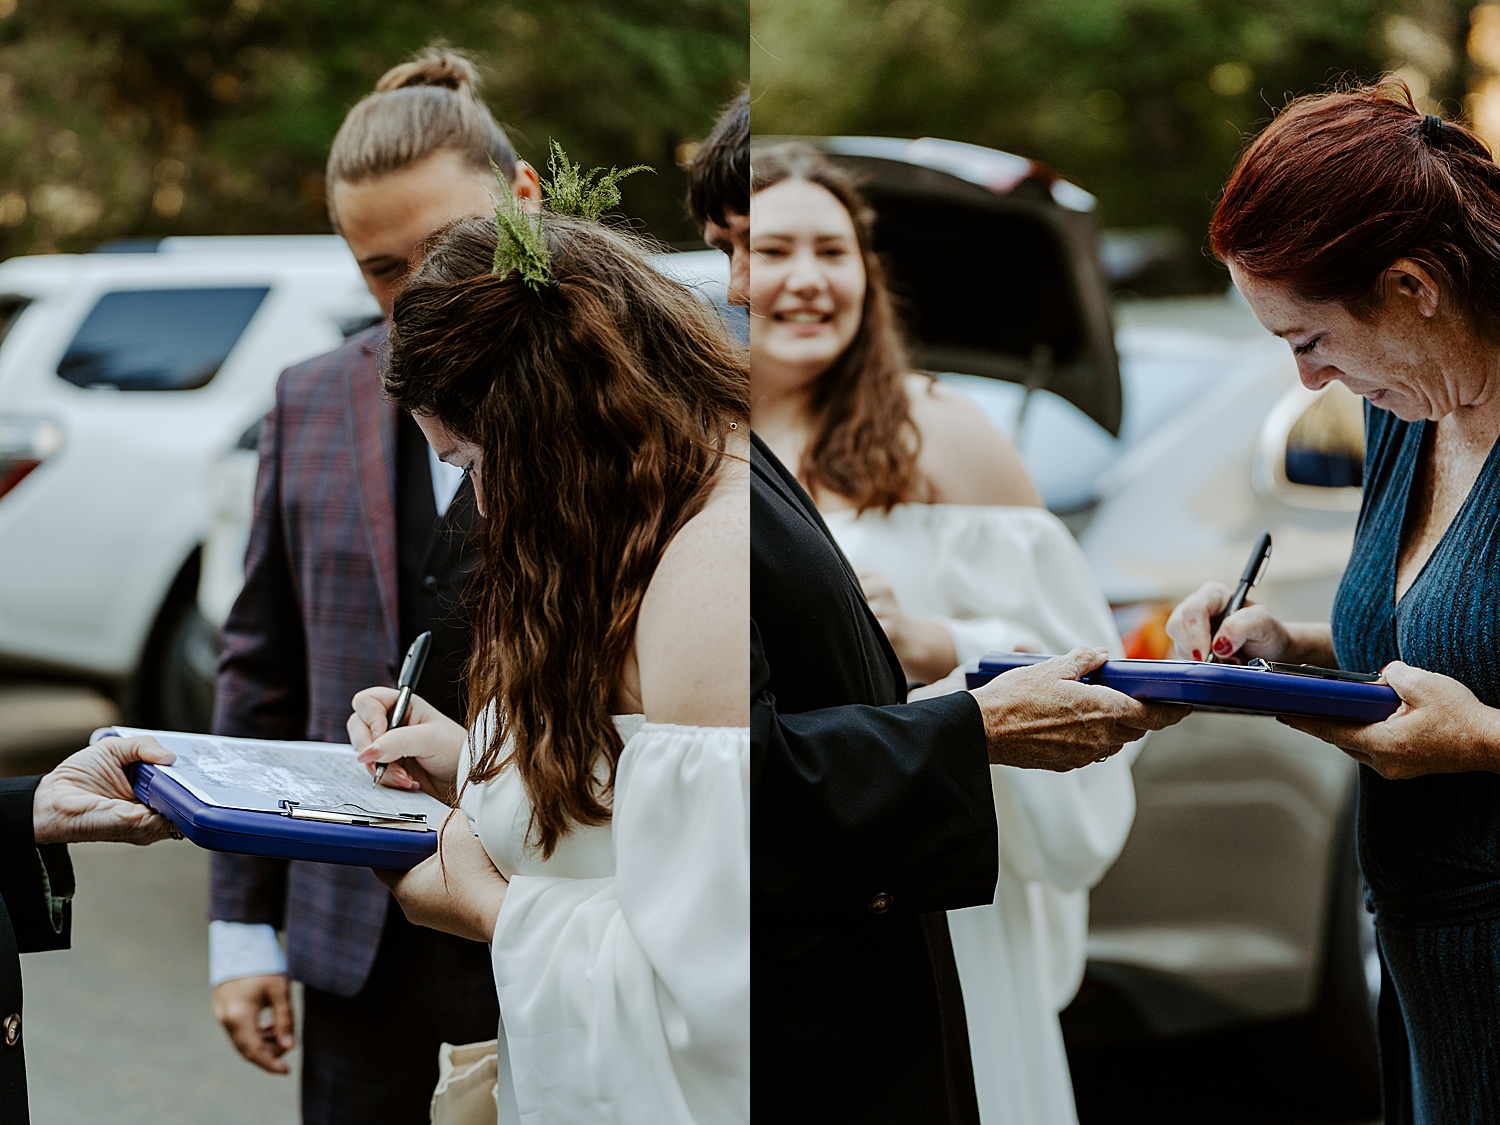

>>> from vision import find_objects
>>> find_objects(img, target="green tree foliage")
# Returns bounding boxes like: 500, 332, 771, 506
751, 0, 1471, 290
0, 0, 748, 258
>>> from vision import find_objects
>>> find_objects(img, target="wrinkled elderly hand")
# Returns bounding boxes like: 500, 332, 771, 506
969, 646, 1187, 771
1282, 661, 1500, 779
374, 809, 507, 943
33, 736, 177, 846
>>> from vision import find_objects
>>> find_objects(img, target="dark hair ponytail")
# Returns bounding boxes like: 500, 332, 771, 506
1212, 78, 1500, 329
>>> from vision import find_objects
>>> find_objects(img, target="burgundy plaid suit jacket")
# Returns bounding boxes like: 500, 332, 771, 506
208, 324, 410, 997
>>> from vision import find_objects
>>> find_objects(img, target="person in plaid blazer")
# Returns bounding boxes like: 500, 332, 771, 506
207, 49, 542, 1124
209, 320, 504, 1122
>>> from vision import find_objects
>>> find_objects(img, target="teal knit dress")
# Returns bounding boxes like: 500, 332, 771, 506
1331, 403, 1500, 1124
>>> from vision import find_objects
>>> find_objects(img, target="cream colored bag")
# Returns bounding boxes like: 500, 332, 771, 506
429, 1039, 499, 1125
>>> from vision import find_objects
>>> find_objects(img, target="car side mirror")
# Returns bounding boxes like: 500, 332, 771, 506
1252, 382, 1364, 510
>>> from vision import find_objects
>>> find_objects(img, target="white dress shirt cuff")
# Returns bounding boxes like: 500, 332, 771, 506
208, 920, 287, 986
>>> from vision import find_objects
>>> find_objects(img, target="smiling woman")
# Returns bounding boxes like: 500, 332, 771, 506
748, 143, 917, 509
1226, 263, 1490, 421
749, 176, 867, 370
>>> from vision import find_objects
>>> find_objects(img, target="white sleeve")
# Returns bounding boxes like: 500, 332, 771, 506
929, 506, 1124, 667
930, 507, 1140, 891
208, 921, 287, 985
489, 723, 749, 1125
990, 755, 1136, 891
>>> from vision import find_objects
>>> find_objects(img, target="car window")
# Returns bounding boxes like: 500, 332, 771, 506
939, 373, 1117, 514
56, 287, 269, 391
0, 295, 30, 350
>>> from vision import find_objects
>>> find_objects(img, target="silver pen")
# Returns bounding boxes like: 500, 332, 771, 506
374, 631, 432, 785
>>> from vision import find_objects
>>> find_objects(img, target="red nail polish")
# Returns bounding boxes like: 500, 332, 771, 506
1192, 649, 1203, 662
1213, 637, 1233, 656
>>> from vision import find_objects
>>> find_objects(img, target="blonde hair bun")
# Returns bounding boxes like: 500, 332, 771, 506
327, 44, 517, 208
374, 49, 480, 95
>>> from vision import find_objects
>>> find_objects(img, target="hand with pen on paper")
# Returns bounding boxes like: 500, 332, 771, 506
346, 687, 468, 803
348, 689, 507, 945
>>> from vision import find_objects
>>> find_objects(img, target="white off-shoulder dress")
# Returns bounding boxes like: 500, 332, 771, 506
458, 714, 750, 1125
825, 502, 1138, 1125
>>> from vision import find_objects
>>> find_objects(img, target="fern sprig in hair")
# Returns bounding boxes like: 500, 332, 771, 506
543, 139, 651, 222
488, 144, 653, 289
490, 158, 550, 290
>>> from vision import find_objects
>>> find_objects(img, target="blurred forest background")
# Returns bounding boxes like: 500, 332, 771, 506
751, 0, 1494, 292
0, 0, 748, 258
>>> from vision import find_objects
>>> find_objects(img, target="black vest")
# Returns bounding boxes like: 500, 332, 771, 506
394, 410, 480, 725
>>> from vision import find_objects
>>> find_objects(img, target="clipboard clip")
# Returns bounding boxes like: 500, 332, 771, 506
278, 800, 432, 832
1245, 658, 1384, 683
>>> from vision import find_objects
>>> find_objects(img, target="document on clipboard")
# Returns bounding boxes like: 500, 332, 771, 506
96, 725, 449, 869
964, 653, 1402, 723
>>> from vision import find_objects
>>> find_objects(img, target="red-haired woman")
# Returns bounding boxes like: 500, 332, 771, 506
1167, 81, 1500, 1121
347, 210, 750, 1124
749, 142, 1137, 1125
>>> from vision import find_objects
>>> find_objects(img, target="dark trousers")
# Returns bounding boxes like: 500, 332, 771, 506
300, 905, 499, 1125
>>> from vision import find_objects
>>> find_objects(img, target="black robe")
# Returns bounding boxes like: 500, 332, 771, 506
0, 775, 73, 1125
750, 434, 998, 1123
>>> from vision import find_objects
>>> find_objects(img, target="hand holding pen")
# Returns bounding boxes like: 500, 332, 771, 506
1167, 531, 1338, 666
374, 631, 432, 785
1206, 531, 1273, 664
348, 677, 469, 800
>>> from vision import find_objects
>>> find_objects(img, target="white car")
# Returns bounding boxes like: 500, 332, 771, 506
0, 238, 731, 735
0, 236, 380, 727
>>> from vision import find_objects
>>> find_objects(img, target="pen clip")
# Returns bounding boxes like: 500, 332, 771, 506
1240, 531, 1273, 587
397, 631, 433, 691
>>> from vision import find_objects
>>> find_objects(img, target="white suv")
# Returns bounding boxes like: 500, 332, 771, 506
0, 239, 732, 732
0, 236, 380, 726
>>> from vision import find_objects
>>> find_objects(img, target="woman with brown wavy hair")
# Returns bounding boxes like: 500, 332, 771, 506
348, 207, 749, 1124
749, 142, 1136, 1125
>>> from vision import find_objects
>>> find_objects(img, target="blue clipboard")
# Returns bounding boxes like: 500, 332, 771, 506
127, 762, 437, 869
964, 653, 1401, 723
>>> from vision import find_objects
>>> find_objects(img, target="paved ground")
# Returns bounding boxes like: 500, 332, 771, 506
0, 676, 298, 1125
